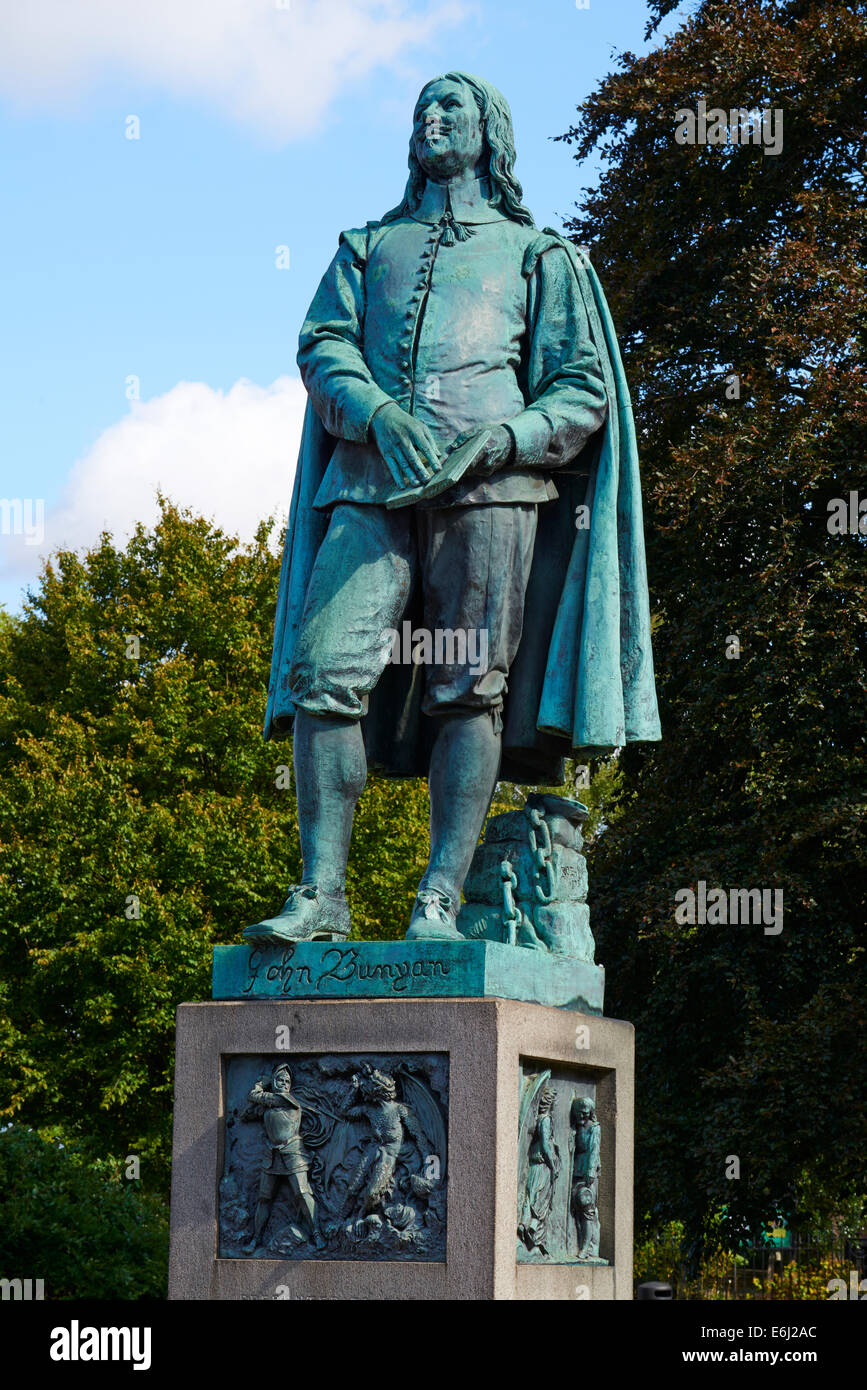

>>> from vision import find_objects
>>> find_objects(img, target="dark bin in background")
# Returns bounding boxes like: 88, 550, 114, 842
637, 1281, 674, 1299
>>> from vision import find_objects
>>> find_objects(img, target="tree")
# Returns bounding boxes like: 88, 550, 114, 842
0, 1126, 167, 1299
0, 501, 432, 1193
557, 0, 867, 1250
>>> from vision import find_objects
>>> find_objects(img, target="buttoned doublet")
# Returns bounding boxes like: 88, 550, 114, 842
289, 178, 609, 723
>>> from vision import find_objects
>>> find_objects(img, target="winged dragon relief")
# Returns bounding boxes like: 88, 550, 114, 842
318, 1063, 447, 1244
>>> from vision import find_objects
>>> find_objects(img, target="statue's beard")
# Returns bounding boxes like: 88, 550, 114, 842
416, 139, 477, 183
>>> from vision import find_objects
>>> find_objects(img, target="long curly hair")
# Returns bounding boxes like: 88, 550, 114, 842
381, 71, 535, 227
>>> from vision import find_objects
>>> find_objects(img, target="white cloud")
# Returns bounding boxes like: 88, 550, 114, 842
0, 376, 307, 592
0, 0, 466, 141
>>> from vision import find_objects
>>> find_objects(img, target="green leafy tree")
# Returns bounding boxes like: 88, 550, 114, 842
558, 0, 867, 1252
0, 501, 431, 1193
0, 1126, 167, 1299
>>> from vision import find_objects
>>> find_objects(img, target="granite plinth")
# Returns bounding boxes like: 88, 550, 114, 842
168, 995, 633, 1300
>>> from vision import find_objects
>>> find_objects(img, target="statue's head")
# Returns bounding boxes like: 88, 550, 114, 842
271, 1064, 292, 1095
575, 1096, 596, 1122
411, 75, 487, 184
384, 71, 534, 227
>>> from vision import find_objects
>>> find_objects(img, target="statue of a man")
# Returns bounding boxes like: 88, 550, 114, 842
246, 71, 660, 947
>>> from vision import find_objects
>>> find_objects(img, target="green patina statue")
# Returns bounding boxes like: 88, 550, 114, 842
517, 1074, 560, 1256
243, 1063, 322, 1253
570, 1094, 603, 1261
222, 1055, 448, 1261
245, 71, 660, 947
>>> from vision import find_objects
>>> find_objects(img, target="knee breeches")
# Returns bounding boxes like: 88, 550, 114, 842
288, 502, 538, 723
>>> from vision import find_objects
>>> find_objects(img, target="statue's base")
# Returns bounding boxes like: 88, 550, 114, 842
168, 996, 633, 1300
213, 938, 604, 1014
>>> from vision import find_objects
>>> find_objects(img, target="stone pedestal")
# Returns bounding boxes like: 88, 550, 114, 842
168, 996, 633, 1300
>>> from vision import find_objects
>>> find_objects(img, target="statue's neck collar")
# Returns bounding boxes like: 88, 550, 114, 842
411, 175, 508, 225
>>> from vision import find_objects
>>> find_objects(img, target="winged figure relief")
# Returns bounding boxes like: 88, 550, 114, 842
517, 1069, 561, 1256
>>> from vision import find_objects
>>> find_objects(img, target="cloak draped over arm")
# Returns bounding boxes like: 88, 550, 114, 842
506, 242, 608, 469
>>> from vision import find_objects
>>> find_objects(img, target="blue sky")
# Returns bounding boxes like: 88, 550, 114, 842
0, 0, 682, 612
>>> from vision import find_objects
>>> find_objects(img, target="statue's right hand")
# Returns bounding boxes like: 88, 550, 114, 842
369, 403, 439, 490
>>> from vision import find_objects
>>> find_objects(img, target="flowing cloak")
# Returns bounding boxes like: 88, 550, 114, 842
263, 233, 661, 784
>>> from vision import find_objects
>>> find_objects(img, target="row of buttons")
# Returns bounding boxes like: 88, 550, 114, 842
398, 228, 443, 396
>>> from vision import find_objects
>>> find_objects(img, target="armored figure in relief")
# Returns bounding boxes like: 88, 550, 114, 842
243, 1063, 324, 1252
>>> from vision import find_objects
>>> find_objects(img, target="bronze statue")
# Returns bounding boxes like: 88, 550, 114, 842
247, 71, 659, 949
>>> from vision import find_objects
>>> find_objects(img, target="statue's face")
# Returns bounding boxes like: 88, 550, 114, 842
273, 1068, 291, 1094
412, 78, 485, 182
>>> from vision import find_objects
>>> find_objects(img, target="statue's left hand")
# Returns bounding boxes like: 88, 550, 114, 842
448, 425, 513, 479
